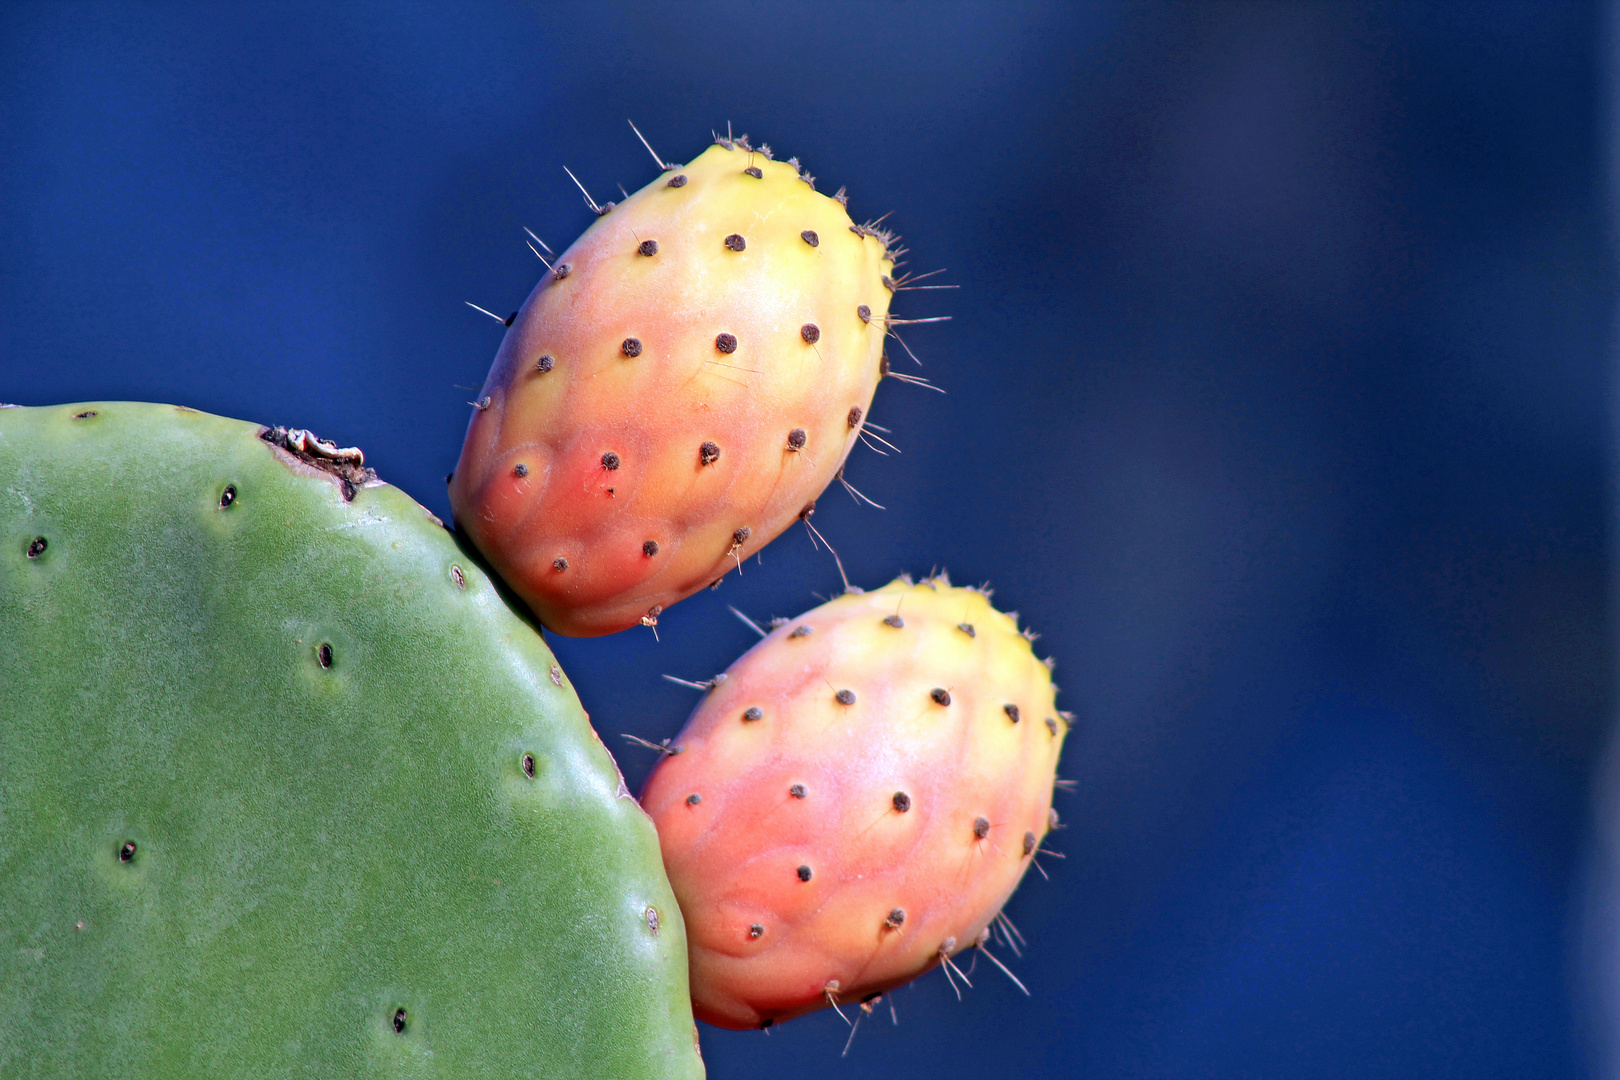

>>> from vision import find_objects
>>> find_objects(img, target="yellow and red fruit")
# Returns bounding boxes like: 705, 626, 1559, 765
641, 576, 1067, 1029
450, 136, 896, 636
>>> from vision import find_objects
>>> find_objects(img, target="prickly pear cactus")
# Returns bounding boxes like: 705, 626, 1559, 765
640, 575, 1067, 1029
0, 403, 704, 1078
451, 134, 897, 637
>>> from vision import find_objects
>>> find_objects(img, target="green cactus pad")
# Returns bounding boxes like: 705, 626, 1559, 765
0, 403, 703, 1078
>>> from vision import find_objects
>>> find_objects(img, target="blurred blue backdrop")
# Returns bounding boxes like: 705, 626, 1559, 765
1, 3, 1610, 1077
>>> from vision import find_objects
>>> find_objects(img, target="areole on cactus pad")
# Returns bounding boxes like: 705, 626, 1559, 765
0, 402, 703, 1078
641, 575, 1069, 1029
450, 133, 902, 636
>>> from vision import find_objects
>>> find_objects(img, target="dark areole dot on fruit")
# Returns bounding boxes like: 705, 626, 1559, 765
118, 840, 137, 862
523, 753, 536, 778
637, 239, 658, 257
621, 337, 643, 358
835, 688, 855, 705
393, 1008, 407, 1034
602, 452, 621, 470
931, 687, 951, 706
743, 706, 763, 722
797, 864, 812, 882
26, 536, 47, 558
893, 791, 912, 813
219, 484, 237, 509
318, 643, 333, 669
715, 332, 737, 354
536, 354, 554, 373
724, 234, 746, 252
699, 441, 721, 466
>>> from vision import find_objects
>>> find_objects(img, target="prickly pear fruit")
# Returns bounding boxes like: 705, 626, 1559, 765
641, 575, 1066, 1029
0, 402, 704, 1078
450, 134, 897, 636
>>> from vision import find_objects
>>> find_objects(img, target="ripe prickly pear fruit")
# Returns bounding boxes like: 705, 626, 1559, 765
450, 134, 897, 637
640, 575, 1066, 1029
0, 402, 703, 1078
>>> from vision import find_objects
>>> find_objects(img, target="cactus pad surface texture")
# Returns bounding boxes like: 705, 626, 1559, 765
451, 136, 895, 637
0, 402, 704, 1079
641, 575, 1066, 1029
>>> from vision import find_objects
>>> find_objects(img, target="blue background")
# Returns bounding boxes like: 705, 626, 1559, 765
1, 3, 1610, 1077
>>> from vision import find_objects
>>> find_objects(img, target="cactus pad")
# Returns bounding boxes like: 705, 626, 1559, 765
0, 403, 704, 1078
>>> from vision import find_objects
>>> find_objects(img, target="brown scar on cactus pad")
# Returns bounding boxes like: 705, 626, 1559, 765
259, 426, 377, 502
449, 135, 901, 636
640, 575, 1066, 1028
